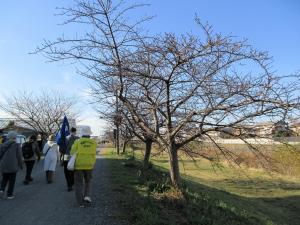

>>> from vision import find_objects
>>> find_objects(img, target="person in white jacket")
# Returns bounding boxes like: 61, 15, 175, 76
43, 134, 59, 183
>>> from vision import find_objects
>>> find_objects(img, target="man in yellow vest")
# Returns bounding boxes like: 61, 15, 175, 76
70, 126, 96, 207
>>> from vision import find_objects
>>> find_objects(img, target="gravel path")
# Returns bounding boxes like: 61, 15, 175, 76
0, 149, 127, 225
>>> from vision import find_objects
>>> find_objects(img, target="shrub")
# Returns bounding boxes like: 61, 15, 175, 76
272, 145, 300, 176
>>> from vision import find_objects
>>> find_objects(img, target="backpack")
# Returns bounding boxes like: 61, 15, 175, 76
22, 142, 34, 159
64, 135, 79, 155
0, 142, 14, 161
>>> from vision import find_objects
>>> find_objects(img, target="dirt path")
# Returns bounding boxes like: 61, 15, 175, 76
0, 149, 127, 225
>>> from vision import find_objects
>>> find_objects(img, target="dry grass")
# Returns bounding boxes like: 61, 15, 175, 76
131, 144, 300, 198
104, 143, 300, 225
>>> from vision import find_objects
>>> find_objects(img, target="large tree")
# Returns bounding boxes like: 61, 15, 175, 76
36, 0, 151, 154
36, 0, 299, 187
117, 31, 300, 187
0, 91, 76, 136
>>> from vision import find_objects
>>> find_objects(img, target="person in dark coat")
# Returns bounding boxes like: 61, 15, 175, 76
23, 135, 41, 185
63, 127, 79, 191
0, 129, 6, 144
37, 134, 45, 153
0, 131, 23, 199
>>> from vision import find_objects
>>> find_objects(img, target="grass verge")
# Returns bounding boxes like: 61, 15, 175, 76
101, 147, 298, 225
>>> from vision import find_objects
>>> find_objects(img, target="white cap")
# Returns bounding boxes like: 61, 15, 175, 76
78, 125, 92, 137
7, 131, 17, 140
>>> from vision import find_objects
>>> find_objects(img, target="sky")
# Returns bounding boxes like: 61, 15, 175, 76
0, 0, 299, 135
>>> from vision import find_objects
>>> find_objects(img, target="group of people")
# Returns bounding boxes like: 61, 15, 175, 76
0, 127, 97, 207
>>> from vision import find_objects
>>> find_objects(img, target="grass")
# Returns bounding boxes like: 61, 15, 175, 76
102, 145, 300, 225
146, 149, 300, 197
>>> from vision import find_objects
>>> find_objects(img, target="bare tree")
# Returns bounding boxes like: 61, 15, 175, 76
35, 0, 152, 154
121, 107, 158, 168
0, 91, 77, 136
36, 0, 300, 188
116, 28, 300, 187
92, 88, 156, 168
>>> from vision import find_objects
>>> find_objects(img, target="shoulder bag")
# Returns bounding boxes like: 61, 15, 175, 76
44, 146, 51, 157
67, 153, 77, 171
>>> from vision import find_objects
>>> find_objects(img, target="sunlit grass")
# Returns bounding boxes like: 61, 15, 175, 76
130, 148, 300, 198
101, 145, 300, 225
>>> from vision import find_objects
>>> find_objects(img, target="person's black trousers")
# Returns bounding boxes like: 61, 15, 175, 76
63, 161, 74, 189
24, 160, 35, 181
1, 172, 17, 196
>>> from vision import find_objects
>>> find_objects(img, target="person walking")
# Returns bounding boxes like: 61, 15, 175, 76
70, 127, 96, 207
0, 129, 6, 144
63, 127, 79, 191
37, 134, 45, 153
22, 135, 41, 185
42, 134, 59, 184
0, 131, 23, 199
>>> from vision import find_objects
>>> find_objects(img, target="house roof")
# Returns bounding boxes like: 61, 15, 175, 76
0, 118, 34, 130
0, 117, 77, 132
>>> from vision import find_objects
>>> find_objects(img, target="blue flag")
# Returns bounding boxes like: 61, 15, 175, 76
56, 115, 70, 153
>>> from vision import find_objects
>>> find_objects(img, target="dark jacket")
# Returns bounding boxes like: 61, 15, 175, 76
0, 140, 23, 173
23, 141, 41, 161
63, 135, 79, 161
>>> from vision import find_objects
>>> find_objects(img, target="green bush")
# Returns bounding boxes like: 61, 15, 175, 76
147, 181, 171, 193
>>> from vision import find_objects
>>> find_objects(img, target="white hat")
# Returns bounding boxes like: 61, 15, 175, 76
7, 131, 17, 140
79, 126, 92, 137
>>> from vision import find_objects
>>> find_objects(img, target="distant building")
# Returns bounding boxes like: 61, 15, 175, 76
253, 122, 274, 137
290, 122, 300, 136
0, 118, 36, 137
0, 117, 78, 138
208, 120, 294, 139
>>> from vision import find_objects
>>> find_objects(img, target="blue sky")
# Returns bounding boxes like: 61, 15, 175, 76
0, 0, 299, 135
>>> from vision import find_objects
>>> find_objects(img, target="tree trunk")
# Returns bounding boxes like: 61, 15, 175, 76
143, 140, 152, 169
122, 140, 127, 154
116, 124, 120, 154
168, 144, 180, 188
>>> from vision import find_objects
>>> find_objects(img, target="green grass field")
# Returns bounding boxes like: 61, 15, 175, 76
102, 145, 300, 225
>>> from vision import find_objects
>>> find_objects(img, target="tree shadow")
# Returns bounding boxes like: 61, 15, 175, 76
103, 156, 300, 225
182, 175, 300, 225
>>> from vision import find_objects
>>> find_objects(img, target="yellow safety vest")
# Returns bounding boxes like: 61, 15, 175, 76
71, 138, 96, 170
